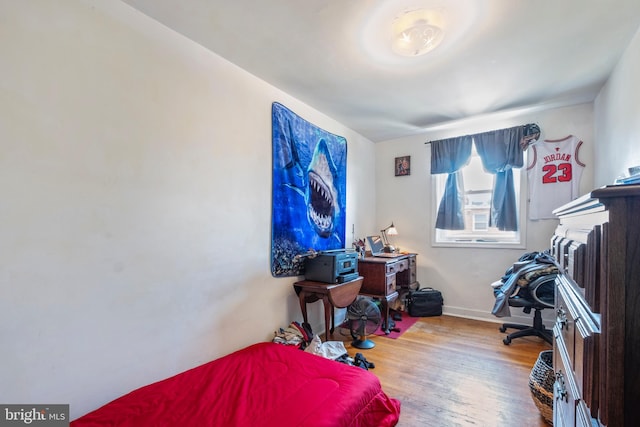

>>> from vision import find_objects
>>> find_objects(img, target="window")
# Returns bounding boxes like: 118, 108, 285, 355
432, 145, 526, 247
472, 212, 489, 231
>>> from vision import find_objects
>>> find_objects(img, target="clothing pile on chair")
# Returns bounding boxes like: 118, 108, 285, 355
491, 251, 559, 318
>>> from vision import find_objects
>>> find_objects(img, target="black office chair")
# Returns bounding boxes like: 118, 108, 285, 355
499, 274, 556, 345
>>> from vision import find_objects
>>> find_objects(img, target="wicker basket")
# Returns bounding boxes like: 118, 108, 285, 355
529, 350, 554, 424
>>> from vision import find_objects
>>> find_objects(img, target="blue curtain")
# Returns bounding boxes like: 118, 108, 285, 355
473, 126, 524, 231
431, 136, 473, 230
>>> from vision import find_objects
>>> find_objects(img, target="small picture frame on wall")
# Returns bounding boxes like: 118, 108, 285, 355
395, 156, 410, 176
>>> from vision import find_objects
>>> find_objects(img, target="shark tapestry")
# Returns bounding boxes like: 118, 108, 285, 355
271, 102, 347, 277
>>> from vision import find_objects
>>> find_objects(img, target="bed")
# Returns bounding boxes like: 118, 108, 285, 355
71, 342, 400, 427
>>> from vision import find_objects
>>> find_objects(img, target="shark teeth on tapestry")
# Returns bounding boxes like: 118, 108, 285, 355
271, 102, 347, 277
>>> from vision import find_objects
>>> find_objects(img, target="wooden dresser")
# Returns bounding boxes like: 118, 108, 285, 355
551, 184, 640, 427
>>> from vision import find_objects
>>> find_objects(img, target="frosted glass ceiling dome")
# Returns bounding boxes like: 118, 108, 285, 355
392, 9, 445, 56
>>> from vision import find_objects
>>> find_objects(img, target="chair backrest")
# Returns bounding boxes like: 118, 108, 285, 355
528, 274, 557, 308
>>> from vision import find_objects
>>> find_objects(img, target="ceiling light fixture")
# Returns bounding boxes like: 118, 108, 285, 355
392, 9, 444, 57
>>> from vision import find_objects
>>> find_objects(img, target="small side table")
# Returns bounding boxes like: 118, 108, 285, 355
293, 276, 363, 337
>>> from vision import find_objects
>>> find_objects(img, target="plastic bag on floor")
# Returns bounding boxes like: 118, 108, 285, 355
304, 335, 348, 360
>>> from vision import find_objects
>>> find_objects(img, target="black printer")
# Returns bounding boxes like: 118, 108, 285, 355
304, 250, 359, 283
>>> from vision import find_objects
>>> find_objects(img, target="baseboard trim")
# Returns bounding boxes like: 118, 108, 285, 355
442, 305, 555, 326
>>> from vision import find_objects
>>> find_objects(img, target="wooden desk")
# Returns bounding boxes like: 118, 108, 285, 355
358, 254, 418, 334
293, 276, 363, 336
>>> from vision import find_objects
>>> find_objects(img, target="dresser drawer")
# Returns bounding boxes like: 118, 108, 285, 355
556, 275, 600, 404
409, 269, 417, 285
408, 255, 416, 268
385, 273, 396, 294
566, 241, 585, 285
556, 283, 575, 369
386, 259, 408, 274
554, 332, 577, 427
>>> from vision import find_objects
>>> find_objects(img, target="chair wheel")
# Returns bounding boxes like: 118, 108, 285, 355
503, 336, 512, 345
499, 325, 507, 333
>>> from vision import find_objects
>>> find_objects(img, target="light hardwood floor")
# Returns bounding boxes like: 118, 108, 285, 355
331, 315, 551, 427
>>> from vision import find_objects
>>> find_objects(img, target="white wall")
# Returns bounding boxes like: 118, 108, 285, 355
375, 104, 594, 322
594, 26, 640, 186
0, 0, 376, 419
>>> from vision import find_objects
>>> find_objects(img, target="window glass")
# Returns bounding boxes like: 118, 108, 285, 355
472, 212, 489, 231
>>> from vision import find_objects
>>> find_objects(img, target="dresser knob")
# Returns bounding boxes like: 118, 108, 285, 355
556, 307, 568, 330
555, 371, 568, 402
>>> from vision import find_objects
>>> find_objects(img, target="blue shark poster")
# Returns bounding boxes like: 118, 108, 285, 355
271, 102, 347, 277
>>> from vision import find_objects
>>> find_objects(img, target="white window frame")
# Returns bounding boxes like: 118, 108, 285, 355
430, 149, 528, 249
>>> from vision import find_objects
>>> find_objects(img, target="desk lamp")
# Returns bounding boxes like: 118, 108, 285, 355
381, 223, 398, 253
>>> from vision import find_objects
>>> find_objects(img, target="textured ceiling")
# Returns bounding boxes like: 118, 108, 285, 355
122, 0, 640, 142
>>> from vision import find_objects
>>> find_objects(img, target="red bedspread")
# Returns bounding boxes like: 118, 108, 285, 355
72, 342, 400, 427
